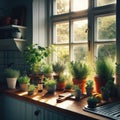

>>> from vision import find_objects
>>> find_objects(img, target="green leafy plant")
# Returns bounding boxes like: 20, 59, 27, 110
52, 61, 65, 75
104, 79, 117, 97
86, 80, 94, 96
69, 61, 90, 80
95, 58, 115, 82
40, 64, 53, 77
24, 44, 54, 72
73, 85, 80, 91
44, 79, 56, 88
73, 85, 82, 100
18, 75, 30, 84
87, 96, 98, 108
65, 82, 73, 90
44, 78, 56, 94
57, 74, 67, 83
4, 68, 20, 78
86, 80, 94, 88
28, 84, 36, 92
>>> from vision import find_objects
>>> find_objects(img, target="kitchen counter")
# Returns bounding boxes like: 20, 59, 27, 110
1, 89, 112, 120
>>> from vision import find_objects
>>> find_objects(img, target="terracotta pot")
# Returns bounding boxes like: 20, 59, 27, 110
20, 84, 28, 91
56, 82, 66, 91
94, 76, 106, 93
72, 78, 87, 94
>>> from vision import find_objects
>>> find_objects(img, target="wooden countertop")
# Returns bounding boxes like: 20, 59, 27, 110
2, 89, 111, 120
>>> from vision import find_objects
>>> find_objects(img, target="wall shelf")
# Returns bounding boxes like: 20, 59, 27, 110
0, 25, 27, 51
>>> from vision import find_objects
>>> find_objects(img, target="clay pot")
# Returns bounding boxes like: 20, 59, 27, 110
72, 78, 87, 94
94, 76, 106, 93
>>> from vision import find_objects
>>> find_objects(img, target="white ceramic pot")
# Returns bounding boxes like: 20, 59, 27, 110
12, 31, 22, 39
7, 78, 17, 89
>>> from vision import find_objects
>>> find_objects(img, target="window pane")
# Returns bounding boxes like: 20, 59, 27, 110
96, 0, 116, 7
72, 0, 88, 11
54, 0, 69, 15
97, 15, 116, 41
55, 22, 69, 43
73, 45, 88, 62
96, 44, 116, 61
55, 46, 69, 63
73, 19, 88, 42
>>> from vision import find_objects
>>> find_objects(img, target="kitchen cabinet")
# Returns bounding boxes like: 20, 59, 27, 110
2, 95, 85, 120
3, 95, 26, 120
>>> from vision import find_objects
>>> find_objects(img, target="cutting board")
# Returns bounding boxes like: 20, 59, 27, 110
56, 92, 73, 103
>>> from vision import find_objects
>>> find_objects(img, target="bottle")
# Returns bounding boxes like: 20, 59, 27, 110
38, 79, 43, 92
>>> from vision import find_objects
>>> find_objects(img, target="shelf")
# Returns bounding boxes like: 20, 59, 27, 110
0, 38, 26, 41
0, 25, 27, 51
0, 38, 26, 51
0, 25, 26, 29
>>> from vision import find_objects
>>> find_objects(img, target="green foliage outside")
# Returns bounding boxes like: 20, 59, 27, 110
55, 0, 116, 62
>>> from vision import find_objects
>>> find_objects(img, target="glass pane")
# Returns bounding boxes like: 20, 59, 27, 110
73, 19, 88, 42
55, 46, 69, 63
96, 44, 116, 61
54, 0, 69, 15
73, 45, 88, 62
96, 0, 116, 7
55, 22, 69, 43
72, 0, 88, 11
97, 15, 116, 41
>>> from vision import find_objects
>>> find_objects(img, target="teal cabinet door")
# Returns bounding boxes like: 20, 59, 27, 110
2, 95, 91, 120
3, 95, 26, 120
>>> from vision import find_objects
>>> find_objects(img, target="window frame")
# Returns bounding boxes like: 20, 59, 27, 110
50, 0, 116, 63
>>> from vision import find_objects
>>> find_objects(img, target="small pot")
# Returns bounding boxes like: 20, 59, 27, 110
12, 31, 22, 39
86, 87, 93, 96
20, 84, 28, 91
74, 89, 82, 101
88, 101, 97, 108
47, 85, 56, 94
6, 78, 17, 89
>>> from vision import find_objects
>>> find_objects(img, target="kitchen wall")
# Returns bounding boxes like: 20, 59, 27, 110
0, 0, 48, 83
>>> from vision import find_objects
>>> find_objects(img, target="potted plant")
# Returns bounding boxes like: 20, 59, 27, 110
85, 80, 94, 96
24, 44, 53, 72
52, 61, 66, 78
69, 61, 90, 94
56, 74, 67, 90
40, 64, 53, 79
102, 79, 117, 99
94, 58, 115, 93
18, 75, 30, 91
44, 78, 56, 94
4, 68, 20, 89
65, 82, 73, 92
101, 87, 110, 101
87, 96, 98, 108
28, 84, 36, 95
24, 44, 54, 83
73, 85, 82, 101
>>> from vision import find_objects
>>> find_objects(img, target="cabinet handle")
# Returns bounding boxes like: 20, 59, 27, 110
34, 109, 41, 116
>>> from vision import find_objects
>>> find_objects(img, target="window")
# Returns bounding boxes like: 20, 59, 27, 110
51, 0, 116, 65
54, 0, 69, 15
95, 0, 116, 7
95, 15, 116, 60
